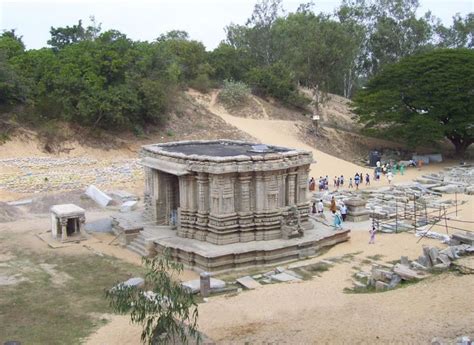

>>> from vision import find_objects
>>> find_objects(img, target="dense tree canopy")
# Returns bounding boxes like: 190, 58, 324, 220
352, 49, 474, 156
0, 0, 472, 151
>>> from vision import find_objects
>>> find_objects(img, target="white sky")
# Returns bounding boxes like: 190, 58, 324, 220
1, 0, 473, 50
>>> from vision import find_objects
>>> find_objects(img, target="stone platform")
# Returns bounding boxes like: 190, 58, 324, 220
143, 219, 350, 273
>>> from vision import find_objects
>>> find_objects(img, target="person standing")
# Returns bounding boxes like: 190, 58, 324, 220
330, 196, 337, 213
340, 203, 348, 222
400, 163, 405, 176
340, 175, 344, 187
348, 177, 353, 188
365, 173, 370, 186
354, 173, 360, 190
333, 210, 343, 230
369, 226, 376, 244
387, 171, 393, 184
317, 199, 324, 214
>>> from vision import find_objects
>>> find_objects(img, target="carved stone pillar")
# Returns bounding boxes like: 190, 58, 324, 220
255, 173, 265, 211
78, 216, 85, 234
196, 173, 209, 214
287, 171, 297, 206
239, 174, 252, 213
60, 218, 68, 241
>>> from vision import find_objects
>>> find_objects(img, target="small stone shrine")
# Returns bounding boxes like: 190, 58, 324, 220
50, 204, 86, 242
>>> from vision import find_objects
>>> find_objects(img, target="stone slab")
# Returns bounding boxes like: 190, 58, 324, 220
236, 276, 262, 289
181, 278, 226, 293
393, 263, 426, 281
452, 232, 474, 246
122, 277, 144, 288
271, 272, 301, 282
50, 203, 85, 217
120, 200, 138, 213
85, 185, 112, 207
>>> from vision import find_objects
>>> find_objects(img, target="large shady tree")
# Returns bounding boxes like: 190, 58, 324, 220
352, 48, 474, 156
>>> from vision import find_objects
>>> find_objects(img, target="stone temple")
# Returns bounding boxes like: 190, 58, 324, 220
118, 140, 349, 272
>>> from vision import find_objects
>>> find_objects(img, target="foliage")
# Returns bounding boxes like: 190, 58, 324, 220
246, 63, 310, 108
352, 49, 474, 156
105, 251, 200, 345
219, 79, 251, 107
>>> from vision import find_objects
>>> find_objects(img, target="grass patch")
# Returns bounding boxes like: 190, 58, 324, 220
0, 250, 143, 345
366, 254, 384, 261
361, 259, 372, 265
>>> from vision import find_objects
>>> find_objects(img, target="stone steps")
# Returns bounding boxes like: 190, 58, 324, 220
127, 234, 149, 257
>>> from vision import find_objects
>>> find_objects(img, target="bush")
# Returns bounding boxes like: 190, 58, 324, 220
218, 79, 251, 107
188, 73, 212, 93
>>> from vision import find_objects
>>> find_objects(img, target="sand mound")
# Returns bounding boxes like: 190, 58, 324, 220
0, 202, 23, 223
28, 190, 100, 214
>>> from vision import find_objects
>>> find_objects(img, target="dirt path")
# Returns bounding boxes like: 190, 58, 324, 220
203, 91, 449, 186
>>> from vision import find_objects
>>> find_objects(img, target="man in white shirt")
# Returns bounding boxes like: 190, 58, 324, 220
317, 199, 324, 214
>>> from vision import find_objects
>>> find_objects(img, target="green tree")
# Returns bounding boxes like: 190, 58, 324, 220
352, 49, 474, 156
434, 13, 474, 48
106, 252, 200, 345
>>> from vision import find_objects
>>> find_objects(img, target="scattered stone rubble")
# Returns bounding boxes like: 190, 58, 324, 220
0, 157, 143, 193
415, 165, 474, 195
351, 242, 474, 292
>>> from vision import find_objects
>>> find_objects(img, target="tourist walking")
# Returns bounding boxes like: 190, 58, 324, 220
317, 199, 324, 214
330, 196, 337, 213
400, 163, 405, 176
387, 171, 393, 184
349, 177, 353, 188
340, 203, 347, 222
365, 173, 370, 186
309, 177, 316, 191
369, 226, 376, 244
340, 175, 344, 187
311, 202, 317, 214
333, 210, 343, 230
354, 173, 360, 190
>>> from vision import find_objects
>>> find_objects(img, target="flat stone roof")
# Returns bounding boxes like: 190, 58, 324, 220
50, 204, 85, 217
161, 141, 290, 157
142, 140, 307, 160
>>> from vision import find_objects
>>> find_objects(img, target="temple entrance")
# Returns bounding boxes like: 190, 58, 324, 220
66, 218, 77, 236
154, 171, 180, 227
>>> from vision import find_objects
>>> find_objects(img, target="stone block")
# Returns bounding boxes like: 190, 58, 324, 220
400, 256, 409, 266
375, 280, 389, 291
182, 277, 226, 294
236, 276, 261, 290
372, 267, 393, 283
411, 261, 428, 271
85, 185, 112, 207
271, 272, 301, 282
452, 232, 474, 246
428, 247, 440, 265
437, 253, 451, 266
388, 274, 402, 289
120, 200, 138, 213
393, 264, 425, 281
122, 277, 144, 288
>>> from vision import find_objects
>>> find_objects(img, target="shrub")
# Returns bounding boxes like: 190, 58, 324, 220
218, 79, 251, 108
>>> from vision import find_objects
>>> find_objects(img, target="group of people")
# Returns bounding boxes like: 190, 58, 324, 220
308, 172, 372, 192
311, 196, 377, 243
311, 196, 347, 230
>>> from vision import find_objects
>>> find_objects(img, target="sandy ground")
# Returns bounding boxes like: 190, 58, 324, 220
2, 90, 473, 344
84, 227, 474, 344
84, 96, 473, 344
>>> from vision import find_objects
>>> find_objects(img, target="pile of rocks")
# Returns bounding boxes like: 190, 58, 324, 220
415, 165, 474, 195
352, 243, 473, 292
